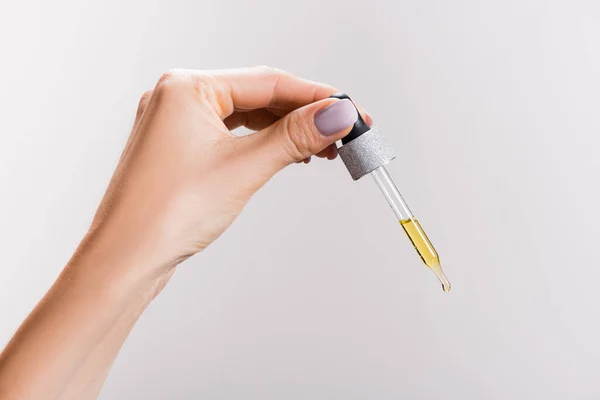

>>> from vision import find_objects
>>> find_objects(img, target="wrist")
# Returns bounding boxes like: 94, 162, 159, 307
67, 227, 176, 305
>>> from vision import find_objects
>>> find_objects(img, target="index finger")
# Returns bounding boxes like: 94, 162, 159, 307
193, 66, 338, 116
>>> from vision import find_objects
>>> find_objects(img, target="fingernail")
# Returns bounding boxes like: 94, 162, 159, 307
314, 99, 358, 136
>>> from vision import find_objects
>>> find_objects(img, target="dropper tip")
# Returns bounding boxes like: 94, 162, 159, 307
432, 265, 451, 293
441, 281, 451, 292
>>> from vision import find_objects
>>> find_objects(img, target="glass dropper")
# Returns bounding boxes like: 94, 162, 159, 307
370, 165, 451, 292
331, 93, 450, 292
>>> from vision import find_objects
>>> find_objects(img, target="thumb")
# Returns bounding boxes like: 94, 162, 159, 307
246, 98, 359, 172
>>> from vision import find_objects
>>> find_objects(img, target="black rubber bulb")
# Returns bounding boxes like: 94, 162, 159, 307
329, 93, 371, 145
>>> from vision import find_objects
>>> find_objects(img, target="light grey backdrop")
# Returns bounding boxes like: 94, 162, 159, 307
1, 0, 599, 398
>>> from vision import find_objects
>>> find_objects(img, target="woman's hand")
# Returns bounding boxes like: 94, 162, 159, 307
0, 67, 371, 399
89, 66, 367, 282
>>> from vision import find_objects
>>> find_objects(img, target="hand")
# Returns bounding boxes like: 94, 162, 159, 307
0, 67, 371, 399
88, 66, 369, 283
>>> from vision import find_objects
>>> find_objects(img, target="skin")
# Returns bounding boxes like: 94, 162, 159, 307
0, 67, 371, 399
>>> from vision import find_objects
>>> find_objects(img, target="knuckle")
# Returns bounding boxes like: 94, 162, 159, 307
154, 69, 188, 93
156, 70, 176, 87
190, 70, 210, 84
190, 74, 234, 118
190, 72, 216, 92
283, 113, 313, 161
138, 90, 153, 107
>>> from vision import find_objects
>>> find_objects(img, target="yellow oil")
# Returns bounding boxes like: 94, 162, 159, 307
400, 218, 451, 292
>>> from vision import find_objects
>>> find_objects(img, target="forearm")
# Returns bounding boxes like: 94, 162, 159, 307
58, 294, 149, 400
60, 267, 175, 400
0, 233, 169, 399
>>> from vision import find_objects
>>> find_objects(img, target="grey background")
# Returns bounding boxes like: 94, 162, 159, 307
1, 0, 599, 398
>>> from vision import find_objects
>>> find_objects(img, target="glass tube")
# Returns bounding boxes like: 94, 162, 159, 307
371, 166, 451, 292
370, 166, 413, 220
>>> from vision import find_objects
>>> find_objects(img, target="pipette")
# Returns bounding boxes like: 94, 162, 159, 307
333, 94, 450, 292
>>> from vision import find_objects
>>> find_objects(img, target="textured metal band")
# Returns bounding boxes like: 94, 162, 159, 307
338, 126, 396, 180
